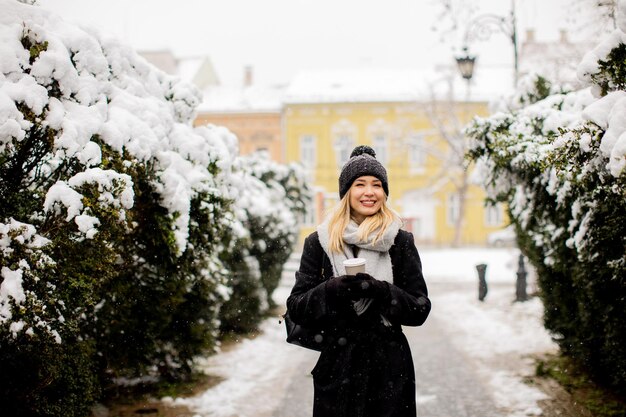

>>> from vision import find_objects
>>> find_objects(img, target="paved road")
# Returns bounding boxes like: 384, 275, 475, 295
273, 282, 501, 417
272, 353, 316, 417
408, 308, 501, 417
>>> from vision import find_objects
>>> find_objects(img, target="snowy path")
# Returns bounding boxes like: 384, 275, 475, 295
269, 285, 501, 417
172, 248, 557, 417
272, 346, 316, 417
409, 304, 500, 417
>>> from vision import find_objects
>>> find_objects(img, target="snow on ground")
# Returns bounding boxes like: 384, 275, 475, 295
169, 320, 315, 417
169, 284, 317, 417
420, 246, 533, 283
173, 248, 557, 417
432, 286, 557, 416
421, 247, 557, 416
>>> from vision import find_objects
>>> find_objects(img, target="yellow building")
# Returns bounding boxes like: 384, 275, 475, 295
283, 69, 507, 246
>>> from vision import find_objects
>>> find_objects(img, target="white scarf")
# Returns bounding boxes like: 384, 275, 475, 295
317, 218, 401, 321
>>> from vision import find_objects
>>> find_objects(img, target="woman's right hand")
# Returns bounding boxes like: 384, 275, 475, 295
325, 275, 362, 300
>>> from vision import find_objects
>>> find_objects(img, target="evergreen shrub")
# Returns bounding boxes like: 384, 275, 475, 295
466, 67, 626, 395
1, 3, 311, 416
241, 152, 310, 307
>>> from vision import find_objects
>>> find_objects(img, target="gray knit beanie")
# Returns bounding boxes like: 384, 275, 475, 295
338, 145, 389, 199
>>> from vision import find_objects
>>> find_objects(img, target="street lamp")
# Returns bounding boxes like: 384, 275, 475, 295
455, 46, 476, 104
457, 0, 518, 86
455, 47, 476, 82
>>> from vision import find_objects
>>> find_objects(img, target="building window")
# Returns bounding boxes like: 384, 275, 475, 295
407, 133, 427, 174
373, 135, 388, 164
335, 135, 354, 167
485, 203, 503, 227
300, 135, 316, 169
447, 193, 461, 226
408, 134, 426, 169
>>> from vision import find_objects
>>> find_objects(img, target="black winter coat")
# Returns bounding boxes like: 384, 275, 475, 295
287, 230, 431, 417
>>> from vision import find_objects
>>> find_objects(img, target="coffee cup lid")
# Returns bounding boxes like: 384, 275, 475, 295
343, 258, 366, 267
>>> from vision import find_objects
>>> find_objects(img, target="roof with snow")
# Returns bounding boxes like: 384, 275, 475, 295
196, 67, 516, 113
283, 67, 515, 104
284, 69, 433, 104
197, 84, 286, 113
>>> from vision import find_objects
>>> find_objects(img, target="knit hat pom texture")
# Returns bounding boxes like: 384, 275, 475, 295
350, 145, 377, 159
339, 145, 389, 199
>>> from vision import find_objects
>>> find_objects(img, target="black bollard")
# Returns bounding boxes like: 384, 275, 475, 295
515, 254, 528, 302
476, 263, 488, 302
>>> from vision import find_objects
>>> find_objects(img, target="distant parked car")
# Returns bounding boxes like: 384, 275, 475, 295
487, 226, 517, 247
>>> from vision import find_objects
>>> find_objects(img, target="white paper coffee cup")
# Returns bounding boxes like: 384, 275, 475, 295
343, 258, 366, 275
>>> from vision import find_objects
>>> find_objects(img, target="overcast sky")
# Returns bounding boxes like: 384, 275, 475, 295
38, 0, 595, 87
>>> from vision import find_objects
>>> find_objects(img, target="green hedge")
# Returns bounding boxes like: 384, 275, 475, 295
466, 71, 626, 395
0, 5, 311, 416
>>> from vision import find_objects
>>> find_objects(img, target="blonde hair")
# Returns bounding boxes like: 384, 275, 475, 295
327, 190, 401, 253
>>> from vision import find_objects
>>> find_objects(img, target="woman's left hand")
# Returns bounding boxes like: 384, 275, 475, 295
354, 273, 390, 299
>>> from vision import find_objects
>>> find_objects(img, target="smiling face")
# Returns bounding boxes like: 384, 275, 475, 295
349, 176, 385, 224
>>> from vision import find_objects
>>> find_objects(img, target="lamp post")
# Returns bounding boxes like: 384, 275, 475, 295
455, 46, 476, 104
455, 47, 476, 84
457, 0, 519, 86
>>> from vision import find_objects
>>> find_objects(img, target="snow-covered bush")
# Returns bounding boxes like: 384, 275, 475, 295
0, 0, 308, 416
218, 238, 265, 334
218, 151, 311, 333
236, 151, 310, 308
1, 1, 312, 413
0, 0, 235, 413
0, 219, 101, 416
466, 8, 626, 394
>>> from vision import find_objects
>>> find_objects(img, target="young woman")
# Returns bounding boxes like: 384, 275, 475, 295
287, 145, 431, 417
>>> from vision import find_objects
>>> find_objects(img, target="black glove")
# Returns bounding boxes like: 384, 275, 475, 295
354, 273, 390, 300
325, 275, 362, 300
